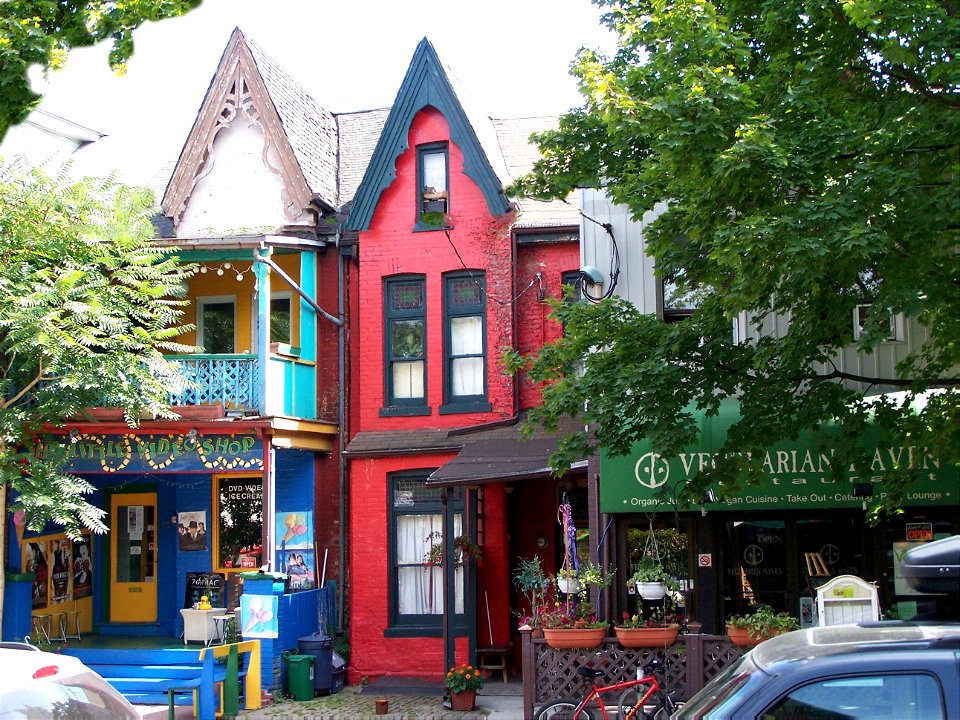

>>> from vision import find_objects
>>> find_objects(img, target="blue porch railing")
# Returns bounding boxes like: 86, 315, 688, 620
166, 354, 260, 413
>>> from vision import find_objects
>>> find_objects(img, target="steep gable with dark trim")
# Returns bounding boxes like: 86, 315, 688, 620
345, 38, 511, 231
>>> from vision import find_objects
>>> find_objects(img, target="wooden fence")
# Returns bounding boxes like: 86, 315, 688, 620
520, 628, 746, 719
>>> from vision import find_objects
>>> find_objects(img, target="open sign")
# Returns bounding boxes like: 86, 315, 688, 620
906, 523, 933, 542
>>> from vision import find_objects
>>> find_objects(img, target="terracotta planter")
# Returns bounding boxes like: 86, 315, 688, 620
726, 624, 781, 646
543, 626, 607, 649
636, 581, 667, 600
615, 624, 680, 648
449, 689, 477, 711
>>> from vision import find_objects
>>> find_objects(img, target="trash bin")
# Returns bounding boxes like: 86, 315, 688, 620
282, 651, 315, 701
298, 633, 333, 694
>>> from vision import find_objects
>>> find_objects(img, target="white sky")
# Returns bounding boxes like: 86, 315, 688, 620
25, 0, 616, 184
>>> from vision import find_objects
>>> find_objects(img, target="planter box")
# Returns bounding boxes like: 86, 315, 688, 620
614, 624, 680, 648
725, 624, 784, 646
543, 627, 607, 649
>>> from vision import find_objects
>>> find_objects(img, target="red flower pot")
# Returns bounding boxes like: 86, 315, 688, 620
450, 689, 477, 711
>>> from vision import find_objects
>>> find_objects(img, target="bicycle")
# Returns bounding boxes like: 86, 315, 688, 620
535, 655, 680, 720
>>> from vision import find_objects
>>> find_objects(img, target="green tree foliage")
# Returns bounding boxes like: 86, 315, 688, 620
508, 0, 959, 515
0, 0, 202, 139
0, 159, 195, 543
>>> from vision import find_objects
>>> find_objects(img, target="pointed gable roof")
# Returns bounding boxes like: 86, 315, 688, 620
345, 38, 512, 231
162, 27, 338, 227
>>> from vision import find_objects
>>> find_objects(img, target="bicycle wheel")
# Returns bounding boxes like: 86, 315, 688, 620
616, 687, 651, 720
535, 698, 595, 720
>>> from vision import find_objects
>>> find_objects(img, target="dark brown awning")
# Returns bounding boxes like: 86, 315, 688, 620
426, 438, 587, 487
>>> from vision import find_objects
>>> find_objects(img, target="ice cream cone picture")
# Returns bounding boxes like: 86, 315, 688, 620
280, 513, 308, 544
13, 509, 25, 548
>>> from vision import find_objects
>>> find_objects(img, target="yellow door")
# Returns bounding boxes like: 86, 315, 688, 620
109, 492, 157, 622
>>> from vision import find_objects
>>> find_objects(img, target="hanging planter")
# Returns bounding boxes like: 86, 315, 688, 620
636, 581, 667, 600
556, 577, 581, 595
543, 626, 608, 649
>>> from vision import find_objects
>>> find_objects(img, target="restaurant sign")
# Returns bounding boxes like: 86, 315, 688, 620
600, 399, 957, 513
52, 432, 264, 474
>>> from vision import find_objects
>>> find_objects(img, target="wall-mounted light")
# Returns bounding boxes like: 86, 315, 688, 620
580, 265, 604, 286
853, 483, 874, 510
184, 428, 199, 450
68, 428, 80, 444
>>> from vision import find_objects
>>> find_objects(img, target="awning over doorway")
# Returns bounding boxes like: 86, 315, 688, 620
600, 395, 957, 514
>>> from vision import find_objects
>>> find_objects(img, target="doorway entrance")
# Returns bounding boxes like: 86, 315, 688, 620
109, 492, 157, 622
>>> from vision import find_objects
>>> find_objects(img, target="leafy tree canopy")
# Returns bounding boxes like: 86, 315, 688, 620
0, 0, 202, 140
0, 159, 195, 539
507, 0, 958, 516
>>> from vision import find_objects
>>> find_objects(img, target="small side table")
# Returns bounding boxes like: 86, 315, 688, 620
212, 614, 235, 643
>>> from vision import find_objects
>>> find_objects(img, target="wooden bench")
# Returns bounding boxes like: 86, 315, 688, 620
73, 641, 261, 720
478, 643, 513, 683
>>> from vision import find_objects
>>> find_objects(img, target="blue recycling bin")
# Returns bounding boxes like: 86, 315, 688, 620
298, 633, 333, 694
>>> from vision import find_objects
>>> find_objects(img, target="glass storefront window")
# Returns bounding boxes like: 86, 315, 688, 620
216, 476, 263, 570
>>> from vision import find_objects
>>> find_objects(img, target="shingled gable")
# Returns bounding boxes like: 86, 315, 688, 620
162, 27, 337, 228
345, 37, 512, 231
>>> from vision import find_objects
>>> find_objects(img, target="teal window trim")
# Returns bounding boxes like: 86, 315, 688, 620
414, 142, 449, 231
441, 271, 488, 412
383, 275, 428, 410
387, 472, 465, 630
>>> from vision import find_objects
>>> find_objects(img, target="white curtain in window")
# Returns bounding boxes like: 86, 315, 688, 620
422, 152, 446, 192
396, 514, 463, 615
393, 360, 424, 399
451, 316, 482, 396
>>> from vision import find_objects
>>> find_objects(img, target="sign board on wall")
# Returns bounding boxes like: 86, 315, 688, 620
600, 398, 956, 513
184, 572, 226, 608
53, 433, 263, 474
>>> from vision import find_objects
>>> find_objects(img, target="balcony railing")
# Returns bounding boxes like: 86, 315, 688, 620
166, 354, 260, 414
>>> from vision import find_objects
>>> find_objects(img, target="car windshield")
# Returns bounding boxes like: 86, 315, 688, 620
0, 669, 140, 720
677, 653, 766, 720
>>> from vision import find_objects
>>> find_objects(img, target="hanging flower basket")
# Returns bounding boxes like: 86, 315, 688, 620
556, 577, 581, 595
636, 581, 667, 600
615, 624, 680, 648
543, 626, 608, 649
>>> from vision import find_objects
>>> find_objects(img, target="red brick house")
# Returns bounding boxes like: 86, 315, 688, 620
341, 39, 588, 682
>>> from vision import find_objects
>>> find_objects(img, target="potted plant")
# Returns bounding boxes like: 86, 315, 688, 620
513, 556, 549, 635
444, 662, 484, 711
615, 601, 682, 648
726, 605, 800, 646
628, 557, 676, 600
541, 602, 609, 649
554, 566, 581, 595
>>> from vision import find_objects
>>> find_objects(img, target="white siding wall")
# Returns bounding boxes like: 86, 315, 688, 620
579, 188, 937, 393
178, 121, 307, 237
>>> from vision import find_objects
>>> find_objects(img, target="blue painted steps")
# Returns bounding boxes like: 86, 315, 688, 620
62, 646, 214, 706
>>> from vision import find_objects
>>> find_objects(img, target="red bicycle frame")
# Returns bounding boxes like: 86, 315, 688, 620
568, 671, 660, 719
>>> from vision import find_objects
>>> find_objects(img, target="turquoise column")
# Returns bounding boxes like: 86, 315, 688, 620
254, 254, 270, 413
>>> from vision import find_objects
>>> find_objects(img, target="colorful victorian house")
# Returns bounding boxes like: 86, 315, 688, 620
341, 39, 589, 683
11, 29, 348, 651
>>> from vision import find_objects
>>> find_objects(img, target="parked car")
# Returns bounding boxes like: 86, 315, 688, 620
0, 646, 141, 719
676, 622, 960, 719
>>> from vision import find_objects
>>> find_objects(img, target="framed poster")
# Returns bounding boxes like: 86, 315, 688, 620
50, 538, 73, 604
72, 536, 93, 599
184, 572, 225, 608
178, 511, 208, 552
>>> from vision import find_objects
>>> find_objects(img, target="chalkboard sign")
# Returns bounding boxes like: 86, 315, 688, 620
184, 572, 225, 608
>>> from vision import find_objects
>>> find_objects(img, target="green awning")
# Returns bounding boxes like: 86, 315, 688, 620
600, 396, 957, 513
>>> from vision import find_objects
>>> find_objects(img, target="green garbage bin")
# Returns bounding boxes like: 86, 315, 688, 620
283, 651, 315, 701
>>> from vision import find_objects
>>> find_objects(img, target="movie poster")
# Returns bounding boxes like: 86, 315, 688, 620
283, 550, 316, 592
73, 536, 93, 599
26, 541, 49, 609
178, 511, 208, 552
50, 537, 73, 604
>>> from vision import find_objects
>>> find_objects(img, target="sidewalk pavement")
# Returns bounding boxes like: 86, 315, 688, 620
238, 680, 524, 719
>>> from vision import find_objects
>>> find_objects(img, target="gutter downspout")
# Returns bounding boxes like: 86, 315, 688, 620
336, 228, 347, 632
254, 251, 343, 328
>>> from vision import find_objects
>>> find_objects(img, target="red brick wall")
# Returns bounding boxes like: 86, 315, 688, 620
347, 453, 473, 682
515, 242, 580, 409
356, 107, 517, 430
